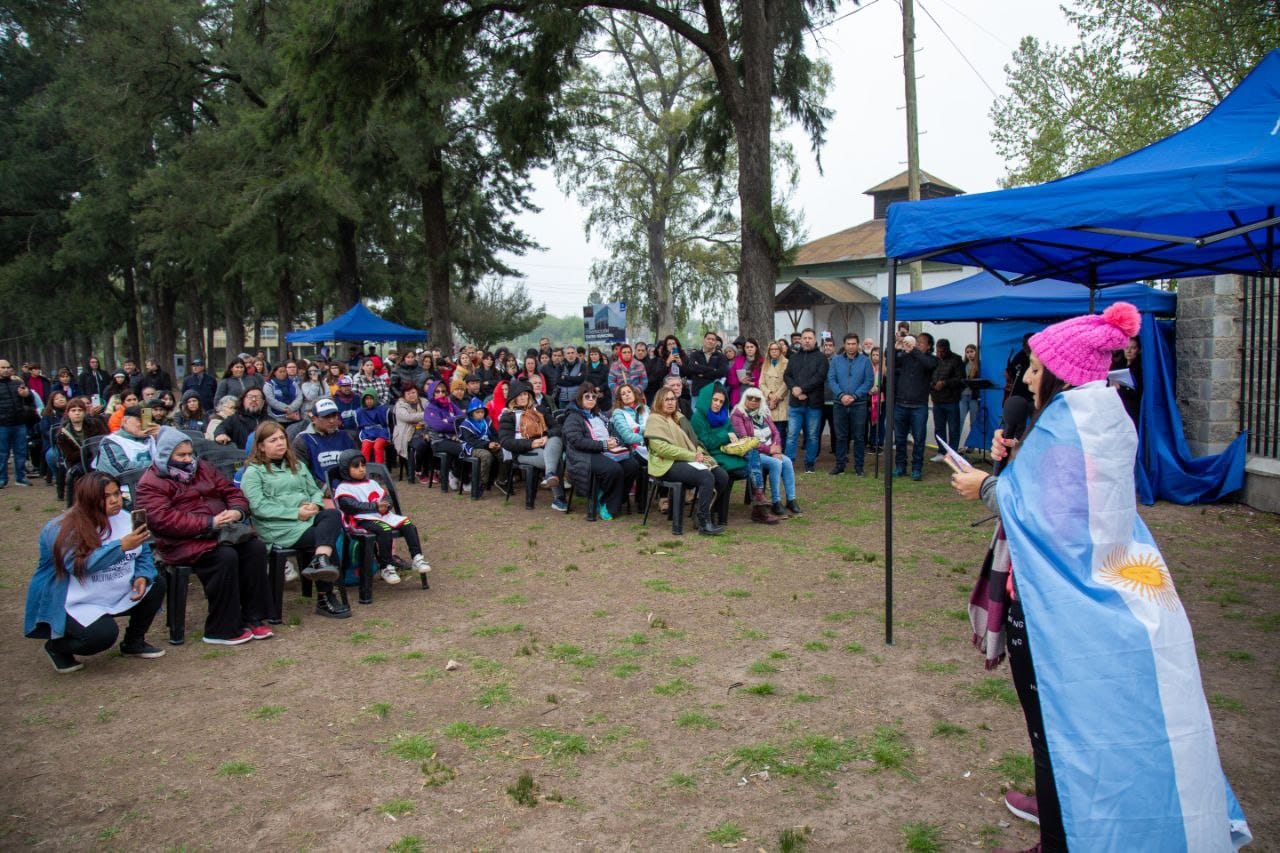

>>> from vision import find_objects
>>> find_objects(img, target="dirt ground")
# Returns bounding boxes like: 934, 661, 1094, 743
1, 456, 1276, 852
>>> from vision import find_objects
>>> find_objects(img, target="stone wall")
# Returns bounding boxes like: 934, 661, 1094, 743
1174, 275, 1242, 455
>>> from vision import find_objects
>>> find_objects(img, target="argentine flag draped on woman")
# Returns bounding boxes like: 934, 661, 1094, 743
997, 377, 1251, 851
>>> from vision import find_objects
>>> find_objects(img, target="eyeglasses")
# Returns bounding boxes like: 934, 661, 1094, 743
582, 393, 597, 400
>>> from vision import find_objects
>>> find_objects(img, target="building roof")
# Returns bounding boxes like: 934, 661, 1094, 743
789, 218, 886, 267
864, 170, 964, 196
775, 277, 879, 310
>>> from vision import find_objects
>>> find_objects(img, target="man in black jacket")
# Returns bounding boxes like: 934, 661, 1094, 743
892, 333, 939, 480
783, 329, 827, 473
929, 339, 964, 463
0, 359, 37, 487
131, 357, 172, 394
77, 356, 111, 405
181, 358, 218, 411
686, 332, 728, 398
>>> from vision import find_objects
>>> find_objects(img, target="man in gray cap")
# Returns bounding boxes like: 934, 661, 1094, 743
181, 357, 217, 411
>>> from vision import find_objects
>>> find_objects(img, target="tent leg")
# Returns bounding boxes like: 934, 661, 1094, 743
885, 259, 897, 646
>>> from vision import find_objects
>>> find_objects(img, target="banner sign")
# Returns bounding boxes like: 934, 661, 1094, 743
583, 302, 627, 344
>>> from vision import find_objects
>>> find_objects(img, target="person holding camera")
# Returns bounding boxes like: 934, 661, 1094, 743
892, 332, 939, 481
25, 471, 167, 672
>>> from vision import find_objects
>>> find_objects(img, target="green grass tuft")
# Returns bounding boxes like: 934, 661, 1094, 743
251, 705, 285, 721
475, 682, 514, 708
901, 821, 944, 853
471, 623, 523, 637
994, 751, 1035, 790
444, 721, 507, 749
653, 678, 694, 696
668, 772, 697, 789
377, 798, 414, 817
523, 727, 589, 760
931, 721, 967, 737
1209, 692, 1245, 713
387, 835, 426, 853
507, 772, 539, 807
968, 677, 1019, 706
610, 663, 641, 678
675, 710, 719, 729
705, 821, 746, 844
385, 734, 436, 761
743, 682, 776, 696
216, 760, 254, 778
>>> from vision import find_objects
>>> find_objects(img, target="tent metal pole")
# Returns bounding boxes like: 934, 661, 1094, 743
885, 258, 898, 646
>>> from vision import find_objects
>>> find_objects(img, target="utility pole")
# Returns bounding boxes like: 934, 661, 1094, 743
902, 0, 923, 293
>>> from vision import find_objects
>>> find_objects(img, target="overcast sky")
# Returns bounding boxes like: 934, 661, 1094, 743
499, 0, 1071, 317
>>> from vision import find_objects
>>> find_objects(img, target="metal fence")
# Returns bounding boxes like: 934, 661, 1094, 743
1240, 275, 1279, 459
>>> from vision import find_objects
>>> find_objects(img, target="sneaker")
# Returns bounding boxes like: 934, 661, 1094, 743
597, 502, 613, 521
1004, 791, 1040, 825
283, 559, 299, 583
381, 565, 402, 585
44, 643, 83, 673
448, 473, 460, 491
411, 554, 431, 573
551, 498, 568, 512
301, 553, 339, 583
460, 482, 471, 494
854, 470, 865, 477
541, 474, 560, 489
803, 465, 815, 474
14, 480, 30, 487
315, 591, 352, 619
249, 624, 274, 640
416, 473, 432, 485
893, 467, 906, 477
786, 499, 803, 516
930, 453, 946, 462
829, 467, 845, 476
203, 629, 253, 646
120, 641, 166, 658
911, 470, 922, 481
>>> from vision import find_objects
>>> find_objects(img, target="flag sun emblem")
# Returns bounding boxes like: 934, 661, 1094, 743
1098, 545, 1179, 610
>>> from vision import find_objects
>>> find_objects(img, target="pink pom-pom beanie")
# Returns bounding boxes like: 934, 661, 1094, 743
1028, 301, 1142, 387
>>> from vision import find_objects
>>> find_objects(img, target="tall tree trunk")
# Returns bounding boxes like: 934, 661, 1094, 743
223, 276, 246, 363
123, 264, 142, 365
103, 330, 116, 373
76, 332, 91, 369
646, 215, 676, 335
202, 301, 214, 368
150, 273, 178, 379
185, 293, 203, 363
419, 148, 453, 353
252, 310, 262, 352
275, 216, 295, 341
336, 217, 362, 310
732, 7, 780, 345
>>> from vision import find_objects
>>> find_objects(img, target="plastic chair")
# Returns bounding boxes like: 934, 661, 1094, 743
434, 417, 482, 499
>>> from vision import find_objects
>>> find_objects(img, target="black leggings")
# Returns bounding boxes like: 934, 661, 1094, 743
191, 540, 270, 640
354, 519, 423, 566
584, 454, 640, 516
1007, 594, 1067, 852
662, 462, 730, 517
47, 575, 167, 657
408, 435, 431, 475
289, 509, 342, 593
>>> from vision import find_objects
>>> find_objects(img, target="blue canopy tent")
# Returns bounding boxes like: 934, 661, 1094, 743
873, 51, 1280, 643
285, 302, 427, 344
877, 273, 1185, 503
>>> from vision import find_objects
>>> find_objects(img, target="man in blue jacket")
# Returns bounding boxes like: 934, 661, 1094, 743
826, 333, 874, 476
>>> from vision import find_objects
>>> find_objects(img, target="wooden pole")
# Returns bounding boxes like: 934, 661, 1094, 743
902, 0, 924, 295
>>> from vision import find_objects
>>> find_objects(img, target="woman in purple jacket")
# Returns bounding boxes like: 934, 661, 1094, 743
730, 387, 796, 517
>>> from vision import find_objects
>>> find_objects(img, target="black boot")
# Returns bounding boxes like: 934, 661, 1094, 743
315, 590, 352, 619
786, 499, 803, 516
696, 511, 725, 536
302, 553, 339, 583
770, 501, 788, 517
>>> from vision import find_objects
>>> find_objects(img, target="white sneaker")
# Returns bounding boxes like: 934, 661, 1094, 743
380, 565, 402, 585
412, 554, 431, 573
283, 559, 299, 583
461, 482, 471, 494
448, 473, 460, 491
930, 453, 946, 462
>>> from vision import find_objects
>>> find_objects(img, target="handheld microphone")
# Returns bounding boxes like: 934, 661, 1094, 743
991, 396, 1031, 476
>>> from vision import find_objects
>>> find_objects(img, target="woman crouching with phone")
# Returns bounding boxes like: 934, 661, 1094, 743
24, 472, 167, 673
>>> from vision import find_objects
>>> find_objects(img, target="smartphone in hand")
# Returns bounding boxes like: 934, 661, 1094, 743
131, 509, 148, 530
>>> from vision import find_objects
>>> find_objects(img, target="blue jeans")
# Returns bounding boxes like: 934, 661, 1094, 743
784, 405, 823, 467
893, 404, 928, 475
933, 401, 962, 452
832, 401, 868, 472
744, 449, 764, 490
960, 395, 981, 450
759, 453, 795, 502
0, 423, 30, 484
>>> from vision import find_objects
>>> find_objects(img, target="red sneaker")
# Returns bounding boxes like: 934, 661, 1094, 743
1004, 790, 1040, 825
249, 624, 274, 640
202, 629, 253, 646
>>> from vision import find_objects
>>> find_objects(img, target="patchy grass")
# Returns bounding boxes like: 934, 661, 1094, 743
968, 677, 1019, 706
1209, 692, 1246, 713
778, 826, 813, 852
802, 641, 829, 652
387, 836, 426, 853
444, 721, 507, 750
216, 761, 254, 778
250, 705, 285, 721
705, 822, 746, 844
523, 727, 589, 760
653, 678, 694, 696
507, 772, 539, 807
549, 643, 598, 669
385, 734, 436, 762
901, 822, 944, 853
675, 710, 719, 729
994, 751, 1035, 791
748, 660, 780, 675
667, 772, 697, 789
475, 682, 514, 709
931, 722, 967, 737
743, 683, 777, 696
471, 623, 523, 637
366, 702, 393, 720
610, 663, 641, 678
377, 798, 414, 817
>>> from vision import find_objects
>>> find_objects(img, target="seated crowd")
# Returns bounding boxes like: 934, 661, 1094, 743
9, 335, 851, 673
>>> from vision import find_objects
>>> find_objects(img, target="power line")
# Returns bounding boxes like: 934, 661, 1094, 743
930, 0, 1015, 51
916, 0, 998, 98
815, 0, 885, 31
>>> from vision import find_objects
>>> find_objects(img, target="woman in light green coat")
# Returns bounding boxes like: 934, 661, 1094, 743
240, 420, 350, 619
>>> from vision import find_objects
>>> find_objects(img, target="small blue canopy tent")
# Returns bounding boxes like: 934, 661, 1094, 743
285, 302, 427, 343
875, 273, 1204, 506
877, 274, 1175, 322
886, 49, 1280, 282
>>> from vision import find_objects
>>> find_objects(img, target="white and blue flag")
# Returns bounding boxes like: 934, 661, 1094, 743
998, 381, 1251, 851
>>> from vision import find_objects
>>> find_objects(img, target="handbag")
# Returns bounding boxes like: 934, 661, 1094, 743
719, 436, 761, 457
217, 521, 258, 546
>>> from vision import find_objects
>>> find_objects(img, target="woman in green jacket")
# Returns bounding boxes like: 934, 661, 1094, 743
646, 386, 729, 535
691, 383, 747, 475
239, 421, 349, 619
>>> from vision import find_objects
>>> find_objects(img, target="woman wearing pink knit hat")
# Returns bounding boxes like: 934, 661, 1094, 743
951, 303, 1250, 853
